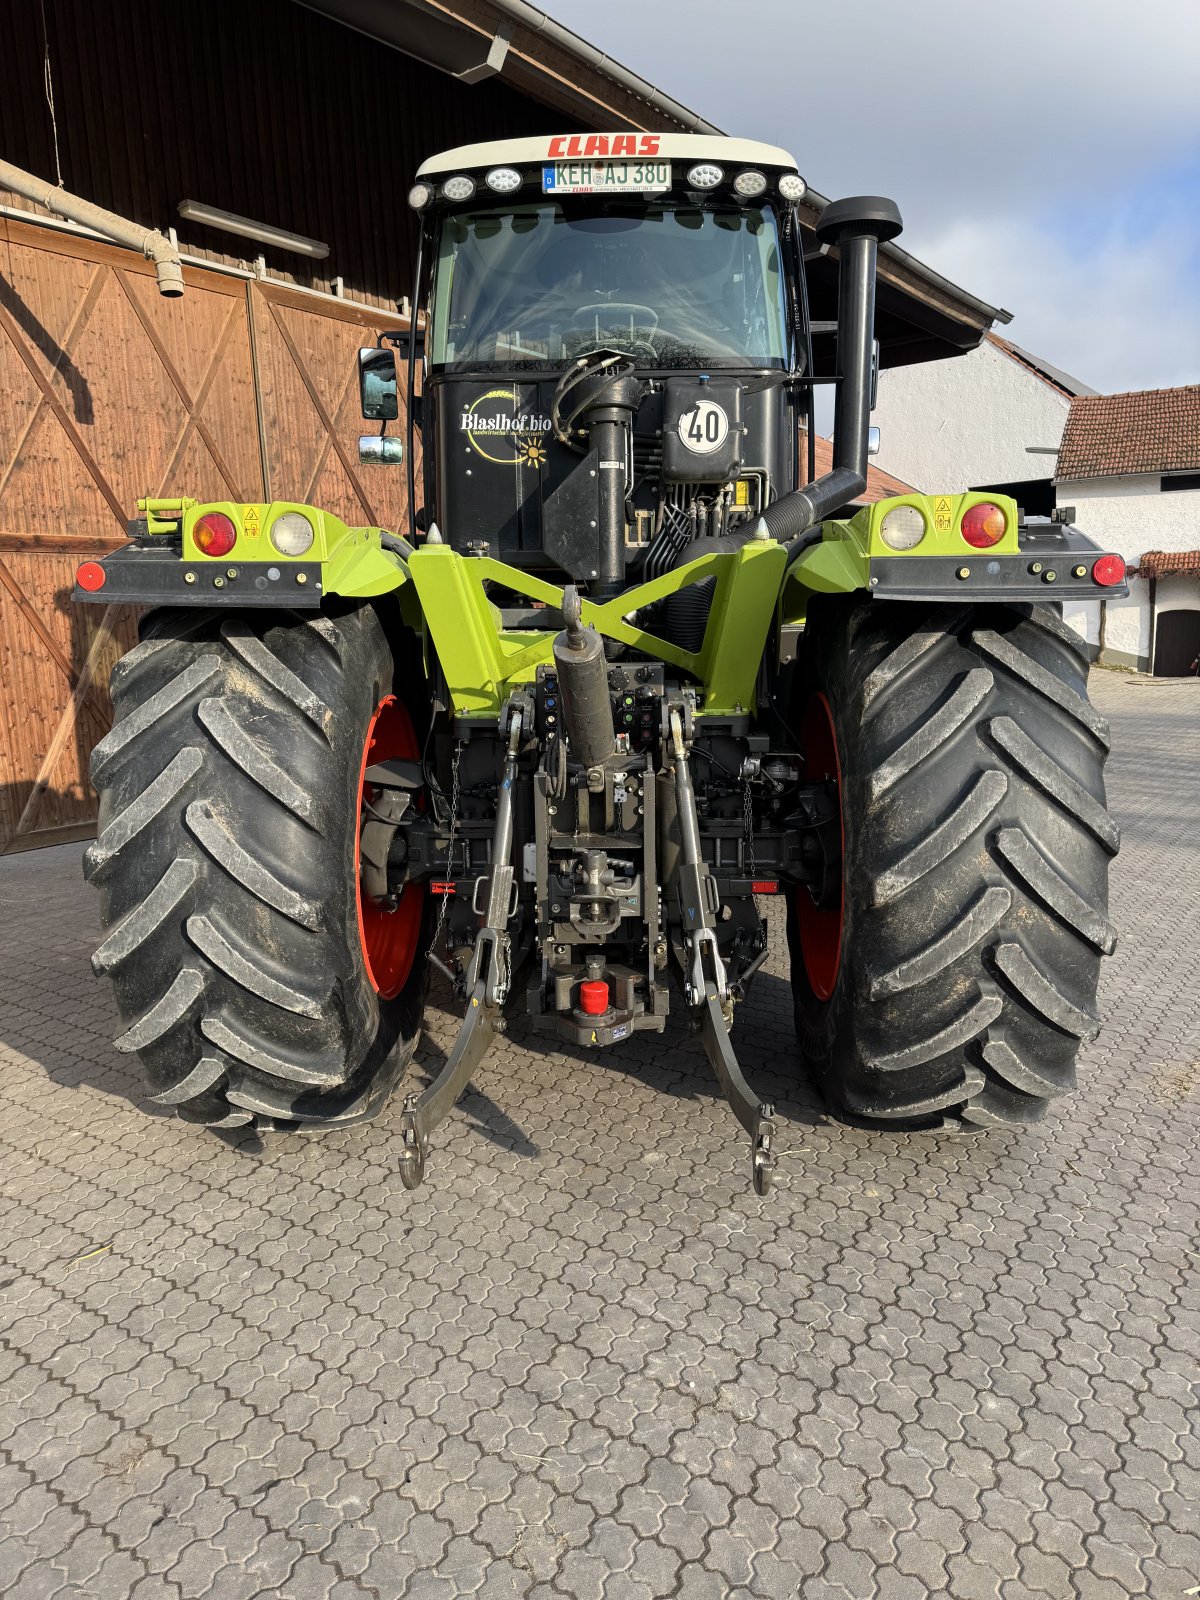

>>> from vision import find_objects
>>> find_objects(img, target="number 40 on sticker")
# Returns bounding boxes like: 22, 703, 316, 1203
679, 400, 729, 454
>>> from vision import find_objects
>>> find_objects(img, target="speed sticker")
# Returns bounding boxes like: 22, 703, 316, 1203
677, 399, 729, 455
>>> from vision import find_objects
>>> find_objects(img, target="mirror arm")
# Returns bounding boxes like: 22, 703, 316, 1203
405, 223, 426, 543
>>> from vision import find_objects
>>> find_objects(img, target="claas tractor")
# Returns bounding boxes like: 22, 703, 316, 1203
76, 134, 1126, 1192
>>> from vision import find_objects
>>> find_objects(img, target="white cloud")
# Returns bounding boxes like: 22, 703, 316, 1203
924, 210, 1200, 393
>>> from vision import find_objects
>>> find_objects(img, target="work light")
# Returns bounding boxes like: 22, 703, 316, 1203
733, 170, 768, 199
407, 182, 434, 211
269, 511, 315, 558
485, 167, 522, 194
879, 505, 926, 550
441, 174, 476, 202
686, 163, 723, 190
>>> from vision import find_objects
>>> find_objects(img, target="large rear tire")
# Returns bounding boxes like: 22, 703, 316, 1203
85, 605, 429, 1129
788, 597, 1119, 1127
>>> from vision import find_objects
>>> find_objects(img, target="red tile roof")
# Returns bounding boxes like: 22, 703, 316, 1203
1056, 385, 1200, 481
1137, 549, 1200, 579
806, 434, 914, 502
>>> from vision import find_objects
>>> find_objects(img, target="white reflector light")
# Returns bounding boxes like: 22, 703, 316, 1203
485, 166, 522, 194
779, 172, 808, 203
441, 174, 476, 202
733, 169, 768, 199
407, 182, 434, 211
270, 511, 315, 557
686, 163, 723, 190
879, 505, 927, 551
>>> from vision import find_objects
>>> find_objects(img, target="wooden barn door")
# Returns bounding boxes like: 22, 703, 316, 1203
0, 217, 410, 852
249, 281, 409, 528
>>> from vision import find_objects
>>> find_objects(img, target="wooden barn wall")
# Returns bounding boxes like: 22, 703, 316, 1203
0, 0, 583, 849
0, 0, 581, 310
0, 219, 413, 852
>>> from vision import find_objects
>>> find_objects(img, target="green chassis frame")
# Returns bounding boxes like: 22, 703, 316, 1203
93, 486, 1113, 721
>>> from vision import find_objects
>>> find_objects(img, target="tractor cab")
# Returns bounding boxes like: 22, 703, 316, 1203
400, 136, 814, 592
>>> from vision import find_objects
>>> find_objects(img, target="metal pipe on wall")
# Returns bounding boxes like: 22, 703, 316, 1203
0, 160, 184, 297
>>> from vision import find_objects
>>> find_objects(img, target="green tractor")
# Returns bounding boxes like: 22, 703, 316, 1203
76, 134, 1125, 1192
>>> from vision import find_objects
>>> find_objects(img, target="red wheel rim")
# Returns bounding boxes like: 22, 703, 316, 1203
356, 695, 425, 999
796, 691, 845, 1001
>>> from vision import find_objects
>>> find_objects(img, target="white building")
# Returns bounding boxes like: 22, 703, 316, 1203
872, 333, 1096, 513
1055, 387, 1200, 673
874, 337, 1200, 676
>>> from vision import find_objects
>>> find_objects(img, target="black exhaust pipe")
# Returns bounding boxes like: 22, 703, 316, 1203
758, 196, 903, 544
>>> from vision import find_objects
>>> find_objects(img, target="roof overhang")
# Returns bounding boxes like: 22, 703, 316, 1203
297, 0, 1012, 366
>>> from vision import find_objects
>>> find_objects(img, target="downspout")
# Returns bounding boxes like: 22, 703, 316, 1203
0, 160, 184, 297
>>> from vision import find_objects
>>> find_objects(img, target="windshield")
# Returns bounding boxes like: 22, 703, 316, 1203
429, 200, 789, 370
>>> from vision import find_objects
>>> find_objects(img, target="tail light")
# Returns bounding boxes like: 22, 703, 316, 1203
193, 512, 237, 557
76, 561, 107, 592
1092, 554, 1126, 587
961, 502, 1007, 548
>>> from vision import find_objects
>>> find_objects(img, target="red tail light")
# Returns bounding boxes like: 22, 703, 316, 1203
76, 561, 107, 592
1092, 554, 1125, 587
961, 502, 1007, 548
194, 512, 236, 557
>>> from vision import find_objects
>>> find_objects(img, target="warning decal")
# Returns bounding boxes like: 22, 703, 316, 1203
932, 496, 954, 533
243, 506, 261, 539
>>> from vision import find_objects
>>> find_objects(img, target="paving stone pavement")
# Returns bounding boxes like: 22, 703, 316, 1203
0, 668, 1197, 1600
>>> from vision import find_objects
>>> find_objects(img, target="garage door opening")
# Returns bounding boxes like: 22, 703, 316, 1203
1153, 609, 1200, 677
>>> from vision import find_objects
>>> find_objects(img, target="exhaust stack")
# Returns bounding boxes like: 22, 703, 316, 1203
758, 195, 903, 542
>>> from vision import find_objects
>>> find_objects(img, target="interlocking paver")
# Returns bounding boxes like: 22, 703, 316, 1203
1, 671, 1198, 1599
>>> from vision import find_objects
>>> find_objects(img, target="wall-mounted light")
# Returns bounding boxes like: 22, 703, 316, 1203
177, 199, 329, 259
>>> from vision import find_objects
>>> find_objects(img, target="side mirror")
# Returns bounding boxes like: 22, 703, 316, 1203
358, 435, 404, 465
358, 347, 399, 421
868, 426, 881, 457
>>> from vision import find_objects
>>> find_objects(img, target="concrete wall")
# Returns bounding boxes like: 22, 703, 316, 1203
873, 341, 1071, 492
1059, 474, 1200, 669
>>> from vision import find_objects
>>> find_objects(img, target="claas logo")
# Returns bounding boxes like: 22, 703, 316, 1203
547, 134, 661, 159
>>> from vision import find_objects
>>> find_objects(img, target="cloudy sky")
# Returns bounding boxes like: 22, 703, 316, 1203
548, 0, 1200, 396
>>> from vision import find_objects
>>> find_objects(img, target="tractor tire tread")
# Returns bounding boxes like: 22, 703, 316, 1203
88, 605, 428, 1128
790, 597, 1117, 1128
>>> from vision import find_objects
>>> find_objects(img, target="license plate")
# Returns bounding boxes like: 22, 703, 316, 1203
542, 159, 670, 195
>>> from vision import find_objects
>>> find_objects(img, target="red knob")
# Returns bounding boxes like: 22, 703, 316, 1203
579, 980, 609, 1016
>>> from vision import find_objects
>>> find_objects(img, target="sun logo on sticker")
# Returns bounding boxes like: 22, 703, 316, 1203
518, 439, 547, 467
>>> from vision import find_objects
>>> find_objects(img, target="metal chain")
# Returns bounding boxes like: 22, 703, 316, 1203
428, 739, 463, 958
743, 775, 759, 911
